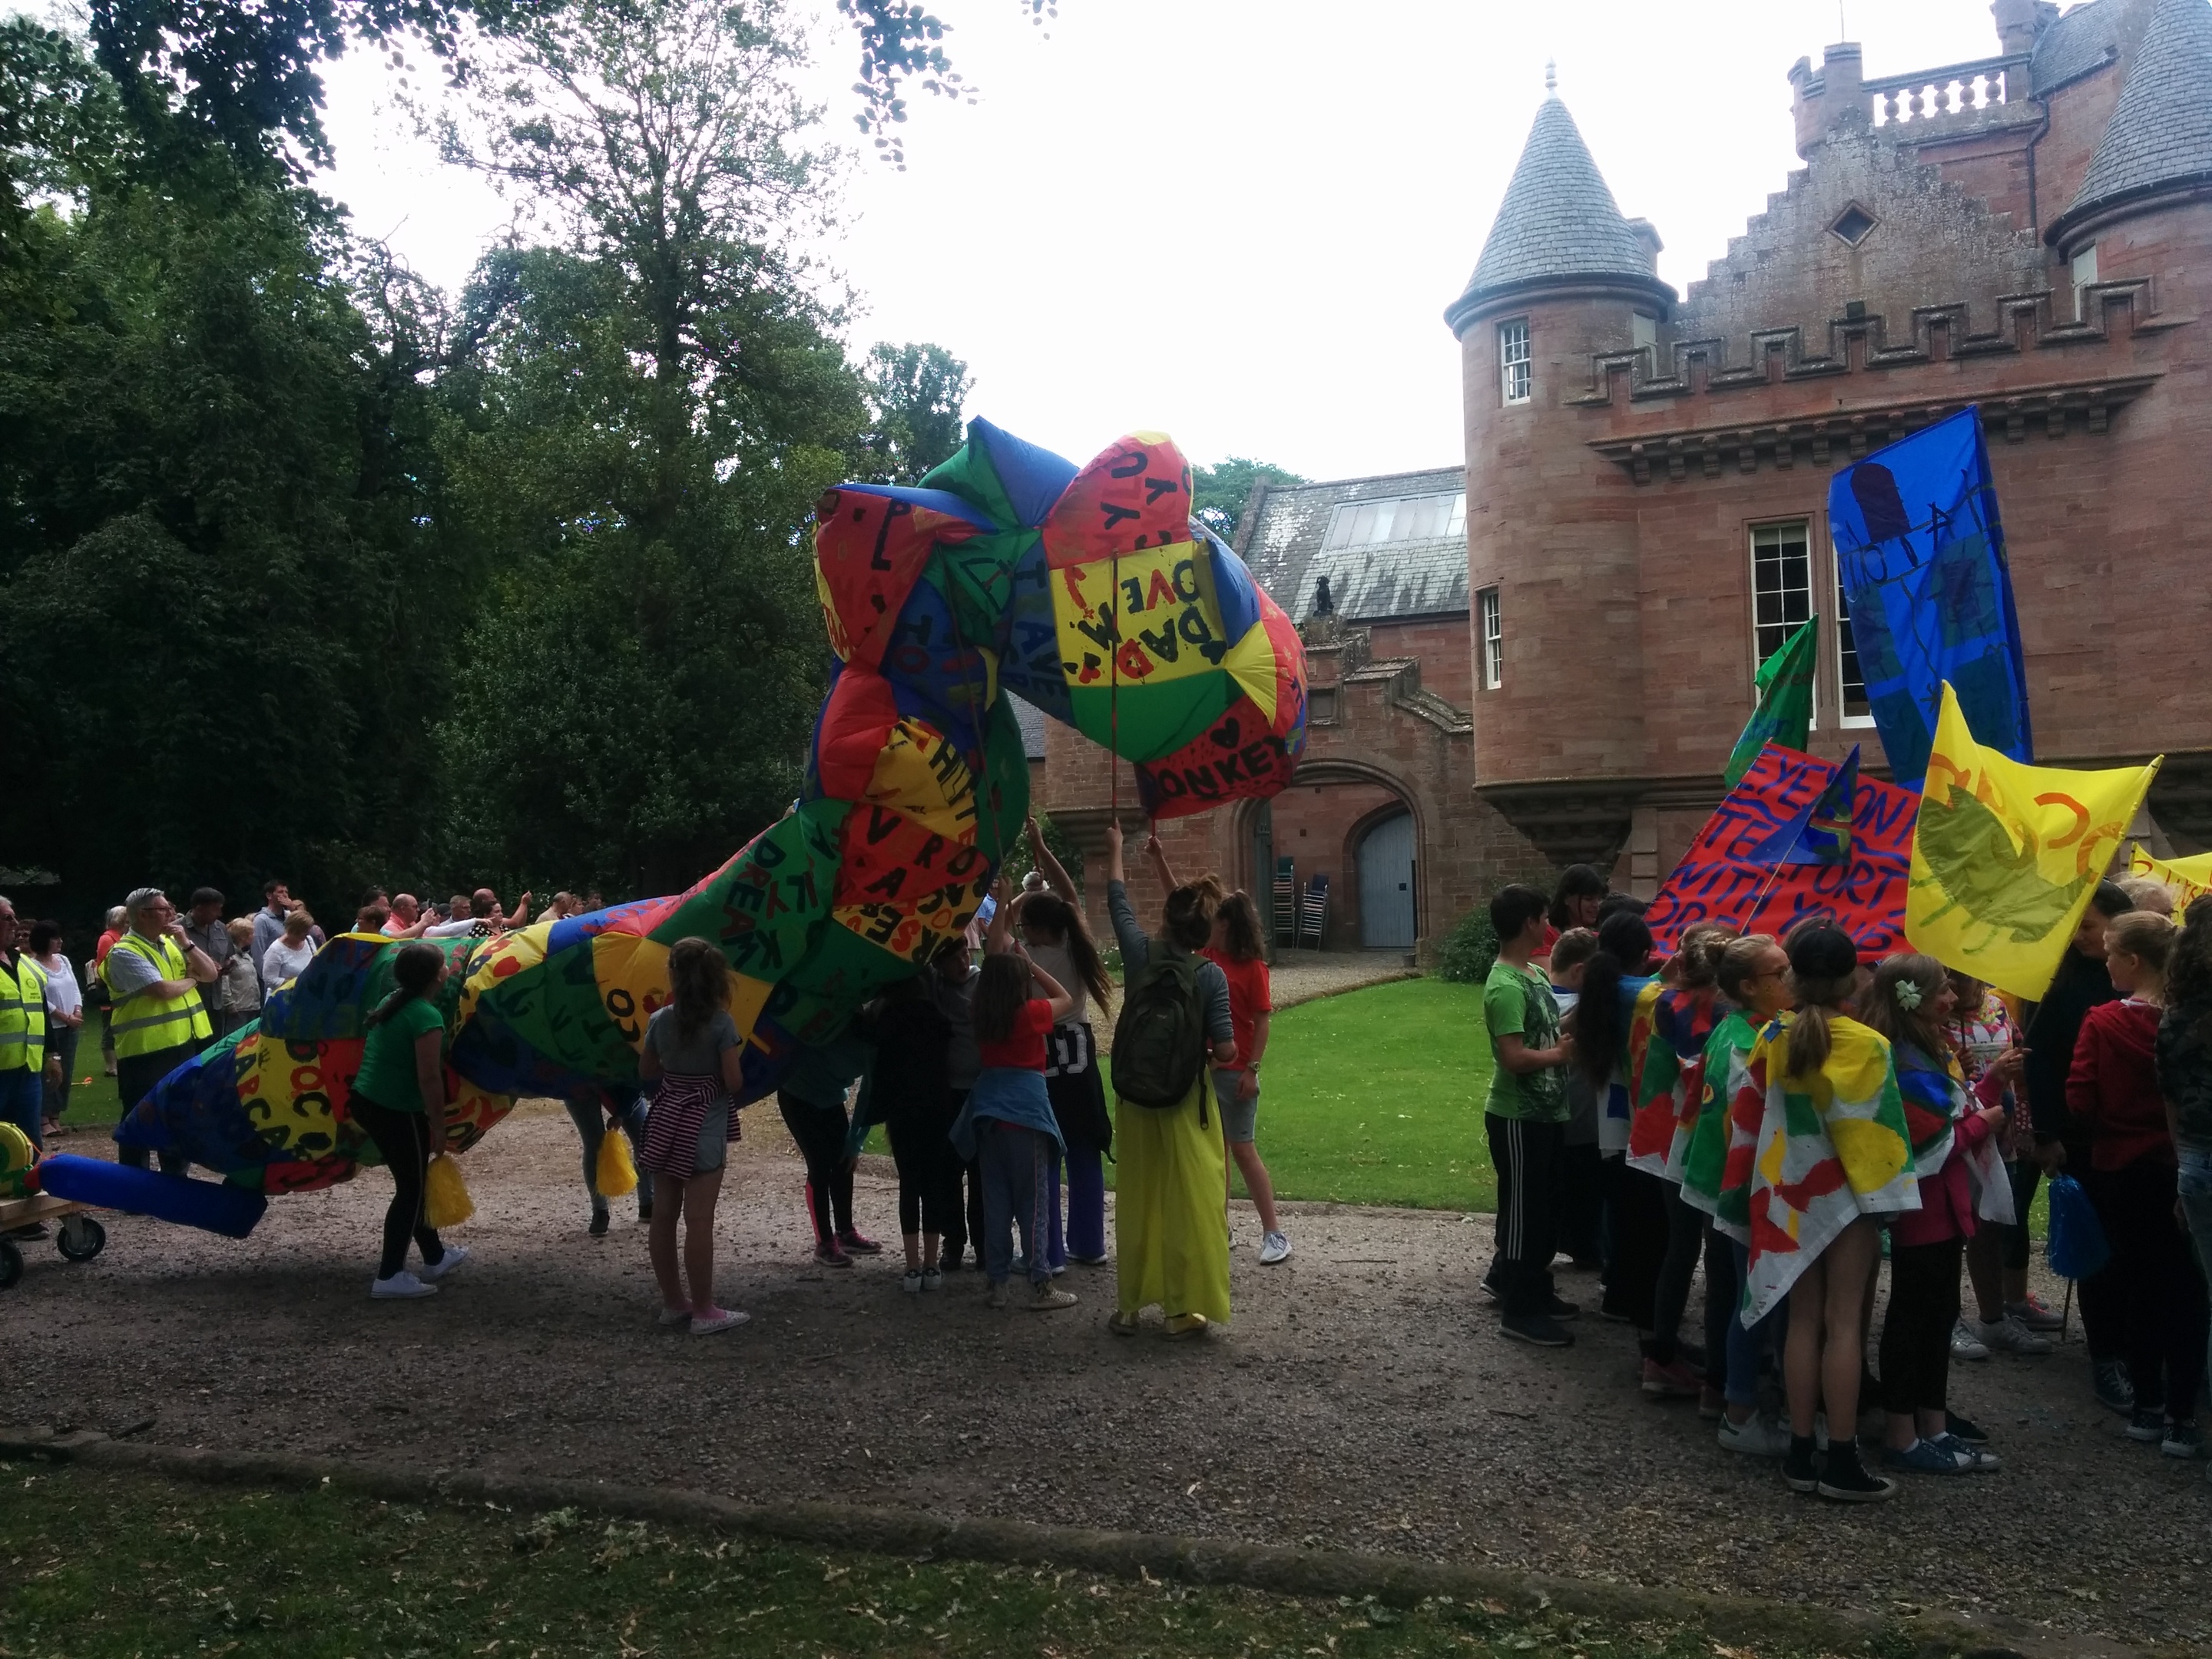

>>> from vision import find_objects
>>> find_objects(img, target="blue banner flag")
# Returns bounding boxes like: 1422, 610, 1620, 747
1828, 408, 2032, 790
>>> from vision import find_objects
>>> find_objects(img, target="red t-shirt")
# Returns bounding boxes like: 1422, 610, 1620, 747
1202, 950, 1273, 1068
977, 998, 1054, 1071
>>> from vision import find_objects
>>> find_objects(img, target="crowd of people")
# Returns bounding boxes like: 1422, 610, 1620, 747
0, 833, 1292, 1342
1479, 862, 2212, 1504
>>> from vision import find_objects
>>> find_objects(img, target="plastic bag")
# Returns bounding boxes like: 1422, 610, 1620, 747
595, 1124, 638, 1198
2045, 1172, 2110, 1281
424, 1154, 475, 1230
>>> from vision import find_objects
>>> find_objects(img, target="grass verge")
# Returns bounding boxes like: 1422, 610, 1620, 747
0, 1462, 1915, 1659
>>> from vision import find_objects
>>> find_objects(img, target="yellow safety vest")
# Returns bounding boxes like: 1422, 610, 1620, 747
0, 954, 45, 1072
102, 932, 213, 1059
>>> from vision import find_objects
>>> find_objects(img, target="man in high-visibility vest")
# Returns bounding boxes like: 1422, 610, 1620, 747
103, 886, 219, 1175
0, 892, 50, 1154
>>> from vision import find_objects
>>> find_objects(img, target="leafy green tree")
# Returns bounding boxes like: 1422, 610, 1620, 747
427, 0, 868, 894
858, 341, 972, 484
1193, 456, 1306, 541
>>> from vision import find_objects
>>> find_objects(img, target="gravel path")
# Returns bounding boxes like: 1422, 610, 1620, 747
1266, 951, 1420, 1010
7, 1110, 2203, 1651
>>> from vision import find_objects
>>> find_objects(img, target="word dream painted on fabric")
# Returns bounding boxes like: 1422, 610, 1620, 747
1646, 744, 1915, 954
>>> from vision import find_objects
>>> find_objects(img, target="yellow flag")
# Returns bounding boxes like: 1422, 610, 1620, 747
1906, 683, 2160, 1001
2129, 845, 2212, 912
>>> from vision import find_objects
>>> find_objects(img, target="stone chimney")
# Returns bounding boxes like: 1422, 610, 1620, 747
1789, 42, 1866, 160
1992, 0, 2059, 56
1623, 217, 1664, 273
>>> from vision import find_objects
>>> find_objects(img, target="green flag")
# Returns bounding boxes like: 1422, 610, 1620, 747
1724, 615, 1817, 786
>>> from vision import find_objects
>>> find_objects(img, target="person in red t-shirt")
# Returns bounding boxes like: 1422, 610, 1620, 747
953, 889, 1081, 1312
1204, 892, 1290, 1265
2069, 909, 2208, 1452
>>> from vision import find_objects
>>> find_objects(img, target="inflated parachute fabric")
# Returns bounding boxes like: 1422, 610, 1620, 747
121, 420, 1306, 1204
1740, 1014, 1919, 1326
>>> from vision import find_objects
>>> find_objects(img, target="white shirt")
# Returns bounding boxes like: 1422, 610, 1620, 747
422, 916, 482, 939
261, 936, 318, 991
35, 952, 82, 1020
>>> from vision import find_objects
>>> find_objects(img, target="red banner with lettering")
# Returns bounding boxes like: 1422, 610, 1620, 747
1645, 745, 1914, 954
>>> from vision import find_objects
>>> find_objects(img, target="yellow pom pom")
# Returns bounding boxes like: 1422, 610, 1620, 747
594, 1125, 638, 1198
424, 1154, 475, 1229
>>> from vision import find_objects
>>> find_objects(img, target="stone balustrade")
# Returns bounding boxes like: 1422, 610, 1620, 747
1865, 54, 2028, 127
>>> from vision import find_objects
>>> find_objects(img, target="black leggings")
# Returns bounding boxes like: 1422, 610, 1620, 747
2097, 1157, 2210, 1417
350, 1094, 445, 1281
1648, 1184, 1706, 1363
886, 1103, 961, 1237
777, 1091, 854, 1246
1880, 1235, 1963, 1416
1602, 1160, 1670, 1326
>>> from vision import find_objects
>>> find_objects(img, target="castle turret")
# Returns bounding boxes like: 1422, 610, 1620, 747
1445, 78, 1676, 869
2046, 0, 2212, 259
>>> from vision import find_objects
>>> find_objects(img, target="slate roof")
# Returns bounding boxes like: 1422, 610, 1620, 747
1445, 94, 1672, 333
1235, 468, 1469, 626
1008, 693, 1048, 761
2030, 0, 2126, 91
2057, 0, 2212, 233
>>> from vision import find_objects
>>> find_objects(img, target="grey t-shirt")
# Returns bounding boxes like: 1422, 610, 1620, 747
1026, 940, 1089, 1028
102, 934, 168, 999
1105, 880, 1233, 1048
929, 966, 982, 1090
645, 1005, 740, 1077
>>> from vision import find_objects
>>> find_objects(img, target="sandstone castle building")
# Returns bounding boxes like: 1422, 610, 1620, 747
1043, 0, 2212, 954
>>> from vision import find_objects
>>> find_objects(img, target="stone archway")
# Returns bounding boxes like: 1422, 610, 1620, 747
1266, 755, 1429, 951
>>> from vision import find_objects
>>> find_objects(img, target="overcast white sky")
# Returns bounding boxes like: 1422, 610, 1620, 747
317, 0, 2012, 480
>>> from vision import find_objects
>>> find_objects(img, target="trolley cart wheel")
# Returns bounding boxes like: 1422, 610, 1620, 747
58, 1214, 106, 1263
0, 1237, 21, 1290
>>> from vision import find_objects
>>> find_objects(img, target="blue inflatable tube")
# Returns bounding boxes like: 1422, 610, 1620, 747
36, 1156, 268, 1240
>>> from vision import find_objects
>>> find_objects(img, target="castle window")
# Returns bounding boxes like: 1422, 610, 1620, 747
2072, 243, 2099, 320
1750, 521, 1813, 675
1499, 320, 1532, 404
1479, 588, 1503, 690
1829, 204, 1877, 247
1835, 566, 1874, 724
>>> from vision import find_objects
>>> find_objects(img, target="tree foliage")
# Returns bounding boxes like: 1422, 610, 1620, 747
1193, 456, 1306, 541
857, 340, 972, 483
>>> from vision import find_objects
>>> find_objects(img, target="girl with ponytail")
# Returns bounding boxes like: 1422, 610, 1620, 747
352, 941, 466, 1300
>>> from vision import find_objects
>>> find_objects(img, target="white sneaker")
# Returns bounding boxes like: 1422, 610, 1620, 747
1951, 1316, 1990, 1361
419, 1244, 469, 1282
1258, 1231, 1292, 1265
1975, 1313, 2054, 1356
902, 1270, 924, 1293
370, 1270, 438, 1300
1717, 1412, 1792, 1458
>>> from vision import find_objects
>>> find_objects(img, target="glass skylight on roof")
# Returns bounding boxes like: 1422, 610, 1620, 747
1323, 492, 1467, 551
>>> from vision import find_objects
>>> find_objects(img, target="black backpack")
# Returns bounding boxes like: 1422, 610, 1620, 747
1111, 938, 1208, 1121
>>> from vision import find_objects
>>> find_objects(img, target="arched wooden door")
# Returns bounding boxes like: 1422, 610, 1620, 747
1357, 810, 1416, 949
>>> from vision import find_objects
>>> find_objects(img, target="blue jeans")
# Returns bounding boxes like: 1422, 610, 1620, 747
0, 1066, 41, 1153
979, 1121, 1055, 1287
1060, 1142, 1107, 1264
1726, 1239, 1786, 1407
2171, 1144, 2212, 1409
565, 1094, 654, 1214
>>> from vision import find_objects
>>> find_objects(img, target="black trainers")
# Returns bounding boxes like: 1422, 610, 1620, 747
1546, 1295, 1581, 1320
2126, 1406, 2167, 1443
1816, 1441, 1896, 1503
637, 1200, 653, 1223
588, 1209, 610, 1238
1945, 1412, 1989, 1447
2094, 1358, 2137, 1416
1784, 1435, 1821, 1494
1499, 1312, 1575, 1348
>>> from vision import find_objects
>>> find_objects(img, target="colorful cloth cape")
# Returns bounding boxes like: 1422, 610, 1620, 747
1741, 1015, 1921, 1325
1894, 1044, 2016, 1227
1596, 978, 1661, 1156
1680, 1008, 1766, 1243
1626, 985, 1726, 1183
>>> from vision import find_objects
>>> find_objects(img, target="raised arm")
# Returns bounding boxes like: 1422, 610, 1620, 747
1026, 817, 1080, 902
1145, 829, 1181, 896
985, 877, 1017, 955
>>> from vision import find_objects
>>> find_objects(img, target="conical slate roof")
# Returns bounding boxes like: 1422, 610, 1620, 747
1445, 94, 1671, 334
2054, 0, 2212, 240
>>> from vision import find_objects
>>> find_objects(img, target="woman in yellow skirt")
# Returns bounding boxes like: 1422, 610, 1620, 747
1101, 823, 1238, 1336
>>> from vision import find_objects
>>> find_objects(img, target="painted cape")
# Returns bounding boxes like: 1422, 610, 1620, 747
1627, 985, 1726, 1184
1680, 1008, 1765, 1243
1596, 979, 1662, 1156
1742, 1015, 1920, 1326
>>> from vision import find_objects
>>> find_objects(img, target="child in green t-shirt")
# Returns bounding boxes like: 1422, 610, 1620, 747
1482, 885, 1577, 1347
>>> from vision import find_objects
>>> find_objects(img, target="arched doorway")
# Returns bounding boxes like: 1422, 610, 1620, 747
1357, 810, 1416, 949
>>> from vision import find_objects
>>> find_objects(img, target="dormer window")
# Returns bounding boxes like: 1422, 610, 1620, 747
1499, 320, 1532, 404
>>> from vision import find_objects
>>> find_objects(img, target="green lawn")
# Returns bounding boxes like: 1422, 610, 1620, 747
51, 1008, 123, 1133
1238, 978, 1495, 1210
0, 1462, 1909, 1659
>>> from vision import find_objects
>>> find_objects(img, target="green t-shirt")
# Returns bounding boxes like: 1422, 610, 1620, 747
353, 996, 446, 1113
1484, 957, 1567, 1123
